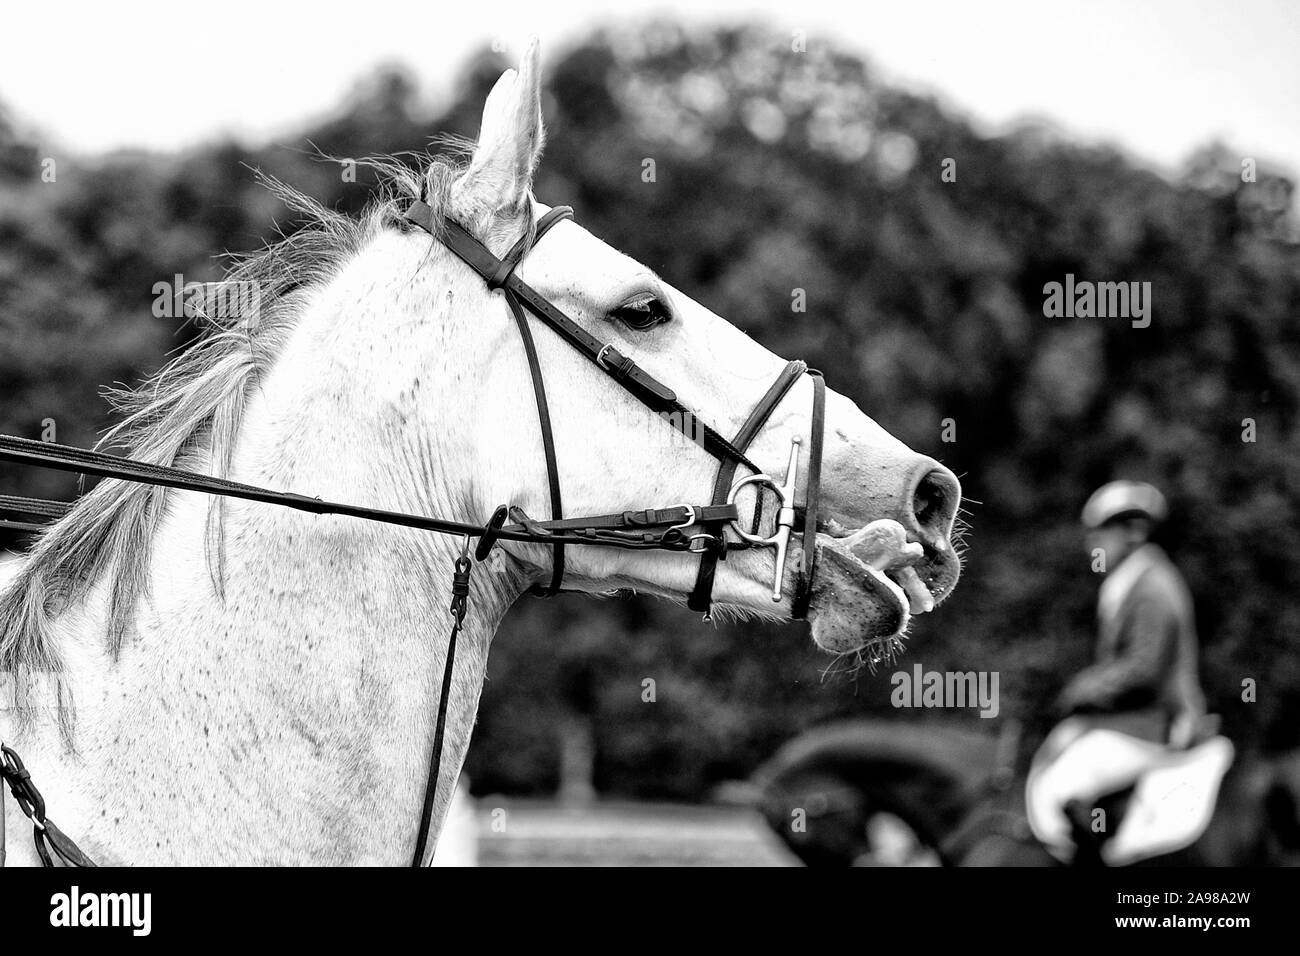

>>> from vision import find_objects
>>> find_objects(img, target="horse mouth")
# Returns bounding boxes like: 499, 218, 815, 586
805, 519, 954, 659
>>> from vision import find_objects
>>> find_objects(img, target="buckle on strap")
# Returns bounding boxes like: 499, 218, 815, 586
595, 343, 634, 378
726, 436, 802, 602
592, 344, 677, 410
2, 742, 47, 828
665, 504, 696, 534
687, 533, 720, 554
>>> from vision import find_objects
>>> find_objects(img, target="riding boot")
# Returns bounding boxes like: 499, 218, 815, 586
1064, 798, 1106, 867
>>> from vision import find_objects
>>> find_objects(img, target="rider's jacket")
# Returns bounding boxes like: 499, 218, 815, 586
1057, 544, 1206, 745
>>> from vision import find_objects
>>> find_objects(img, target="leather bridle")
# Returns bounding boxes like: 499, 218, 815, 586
0, 198, 826, 867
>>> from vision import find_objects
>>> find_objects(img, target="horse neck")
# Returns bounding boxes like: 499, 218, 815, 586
16, 383, 523, 866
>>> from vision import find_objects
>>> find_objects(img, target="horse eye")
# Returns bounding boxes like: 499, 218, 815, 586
609, 294, 671, 331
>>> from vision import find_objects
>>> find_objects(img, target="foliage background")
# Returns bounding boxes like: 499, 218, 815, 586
2, 22, 1296, 798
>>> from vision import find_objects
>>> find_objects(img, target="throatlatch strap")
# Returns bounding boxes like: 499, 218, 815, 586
687, 360, 808, 614
791, 371, 825, 620
505, 291, 566, 596
487, 207, 573, 596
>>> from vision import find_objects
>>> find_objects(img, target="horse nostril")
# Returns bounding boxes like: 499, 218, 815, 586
914, 479, 944, 526
909, 466, 960, 544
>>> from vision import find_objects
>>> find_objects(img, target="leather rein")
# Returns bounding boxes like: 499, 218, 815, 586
0, 199, 825, 867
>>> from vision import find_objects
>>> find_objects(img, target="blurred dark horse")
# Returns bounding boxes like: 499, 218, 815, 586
751, 718, 1300, 866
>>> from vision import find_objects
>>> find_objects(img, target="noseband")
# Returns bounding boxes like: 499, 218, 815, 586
0, 199, 826, 867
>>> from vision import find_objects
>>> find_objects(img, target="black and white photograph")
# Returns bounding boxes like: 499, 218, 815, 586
0, 0, 1296, 932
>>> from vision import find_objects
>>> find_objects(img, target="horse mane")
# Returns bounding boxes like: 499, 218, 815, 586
0, 147, 474, 720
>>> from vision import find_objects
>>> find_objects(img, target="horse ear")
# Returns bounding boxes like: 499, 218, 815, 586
461, 38, 545, 217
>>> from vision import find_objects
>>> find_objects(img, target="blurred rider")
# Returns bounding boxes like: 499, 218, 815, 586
1059, 480, 1206, 747
1029, 480, 1209, 864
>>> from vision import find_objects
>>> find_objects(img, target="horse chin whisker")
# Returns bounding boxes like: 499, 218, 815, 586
820, 630, 910, 682
692, 601, 786, 626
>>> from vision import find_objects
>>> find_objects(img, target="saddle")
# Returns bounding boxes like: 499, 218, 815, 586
1026, 719, 1234, 866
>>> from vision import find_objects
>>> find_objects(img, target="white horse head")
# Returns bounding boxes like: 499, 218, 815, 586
398, 43, 962, 635
0, 41, 960, 864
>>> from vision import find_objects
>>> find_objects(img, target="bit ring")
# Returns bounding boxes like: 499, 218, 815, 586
726, 474, 787, 545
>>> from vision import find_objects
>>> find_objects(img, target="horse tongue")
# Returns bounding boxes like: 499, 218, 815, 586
835, 520, 933, 614
835, 519, 924, 571
805, 520, 916, 655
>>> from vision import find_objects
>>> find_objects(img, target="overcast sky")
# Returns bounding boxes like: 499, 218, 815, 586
3, 0, 1296, 177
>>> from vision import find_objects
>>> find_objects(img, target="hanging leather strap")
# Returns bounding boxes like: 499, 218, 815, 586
410, 549, 472, 866
1, 743, 97, 868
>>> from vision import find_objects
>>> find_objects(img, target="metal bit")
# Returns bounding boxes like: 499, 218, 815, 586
727, 436, 802, 602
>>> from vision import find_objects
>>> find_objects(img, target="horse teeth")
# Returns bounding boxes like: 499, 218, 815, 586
891, 566, 935, 614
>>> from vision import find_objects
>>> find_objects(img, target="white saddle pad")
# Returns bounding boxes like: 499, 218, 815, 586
1026, 723, 1234, 865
